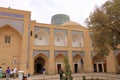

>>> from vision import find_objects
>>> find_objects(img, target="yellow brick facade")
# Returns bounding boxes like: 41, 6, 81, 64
0, 7, 120, 75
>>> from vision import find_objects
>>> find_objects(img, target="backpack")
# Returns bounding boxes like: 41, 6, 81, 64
6, 69, 10, 74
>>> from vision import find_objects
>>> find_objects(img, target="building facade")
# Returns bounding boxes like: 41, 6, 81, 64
0, 7, 120, 75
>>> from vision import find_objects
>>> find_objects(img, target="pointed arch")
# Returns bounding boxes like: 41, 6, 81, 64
0, 24, 22, 71
55, 53, 65, 74
72, 33, 83, 47
92, 54, 107, 73
73, 54, 83, 73
0, 24, 22, 38
34, 53, 49, 74
54, 32, 67, 46
34, 29, 49, 45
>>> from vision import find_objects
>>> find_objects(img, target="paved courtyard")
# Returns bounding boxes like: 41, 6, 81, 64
0, 73, 120, 80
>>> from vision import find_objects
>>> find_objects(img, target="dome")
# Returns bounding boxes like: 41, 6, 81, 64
51, 14, 70, 25
61, 21, 81, 26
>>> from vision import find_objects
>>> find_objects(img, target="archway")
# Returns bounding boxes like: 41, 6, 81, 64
34, 54, 48, 74
34, 29, 49, 45
0, 25, 21, 71
55, 54, 65, 74
73, 54, 83, 73
92, 54, 106, 73
72, 34, 83, 47
54, 32, 67, 46
34, 57, 45, 74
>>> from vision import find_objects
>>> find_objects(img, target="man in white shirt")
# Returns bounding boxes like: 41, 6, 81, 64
13, 67, 17, 79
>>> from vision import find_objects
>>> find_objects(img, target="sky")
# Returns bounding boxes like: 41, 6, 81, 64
0, 0, 108, 26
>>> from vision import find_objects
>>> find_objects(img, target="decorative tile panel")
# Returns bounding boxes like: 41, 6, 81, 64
54, 29, 67, 35
34, 26, 50, 33
71, 30, 83, 37
0, 12, 24, 18
91, 51, 97, 58
0, 18, 24, 36
72, 51, 84, 58
33, 50, 50, 58
54, 51, 68, 57
113, 50, 120, 56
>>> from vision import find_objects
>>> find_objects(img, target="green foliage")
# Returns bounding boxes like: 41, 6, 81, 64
63, 56, 73, 80
86, 0, 120, 56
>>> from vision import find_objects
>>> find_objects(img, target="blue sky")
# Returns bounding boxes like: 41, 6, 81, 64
0, 0, 108, 26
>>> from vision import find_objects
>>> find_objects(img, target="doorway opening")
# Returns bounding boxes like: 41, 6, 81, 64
94, 64, 97, 72
34, 56, 45, 74
57, 64, 61, 74
74, 64, 78, 73
98, 64, 102, 72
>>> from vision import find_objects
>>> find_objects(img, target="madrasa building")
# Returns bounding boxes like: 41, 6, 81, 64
0, 7, 120, 75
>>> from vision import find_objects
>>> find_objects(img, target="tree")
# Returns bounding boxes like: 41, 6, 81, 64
63, 57, 73, 80
86, 0, 120, 56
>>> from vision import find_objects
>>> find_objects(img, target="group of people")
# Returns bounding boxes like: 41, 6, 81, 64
0, 67, 17, 80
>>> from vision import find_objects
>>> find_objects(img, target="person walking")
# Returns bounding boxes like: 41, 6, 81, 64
59, 69, 63, 80
42, 66, 45, 78
6, 67, 10, 80
13, 67, 17, 79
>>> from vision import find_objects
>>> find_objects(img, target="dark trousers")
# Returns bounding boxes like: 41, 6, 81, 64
60, 74, 63, 80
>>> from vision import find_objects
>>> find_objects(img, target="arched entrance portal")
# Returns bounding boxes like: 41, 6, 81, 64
34, 57, 45, 74
55, 54, 65, 74
92, 54, 107, 73
73, 54, 83, 73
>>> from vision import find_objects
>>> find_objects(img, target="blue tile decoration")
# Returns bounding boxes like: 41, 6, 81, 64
54, 50, 68, 57
33, 50, 50, 58
0, 12, 24, 18
72, 51, 84, 58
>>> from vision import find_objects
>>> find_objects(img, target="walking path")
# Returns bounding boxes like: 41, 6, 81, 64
0, 73, 120, 80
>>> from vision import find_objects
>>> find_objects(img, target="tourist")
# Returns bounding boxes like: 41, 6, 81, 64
6, 67, 10, 80
59, 69, 63, 80
42, 66, 45, 78
13, 67, 17, 79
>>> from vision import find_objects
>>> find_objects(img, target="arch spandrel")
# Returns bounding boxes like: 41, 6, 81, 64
34, 29, 49, 45
92, 54, 106, 62
0, 18, 24, 36
114, 50, 120, 57
54, 51, 68, 58
72, 51, 84, 58
33, 50, 50, 58
34, 27, 50, 34
54, 29, 67, 46
0, 25, 22, 38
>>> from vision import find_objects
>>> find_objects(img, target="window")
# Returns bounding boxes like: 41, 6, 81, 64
13, 57, 18, 64
30, 31, 32, 36
5, 36, 11, 43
